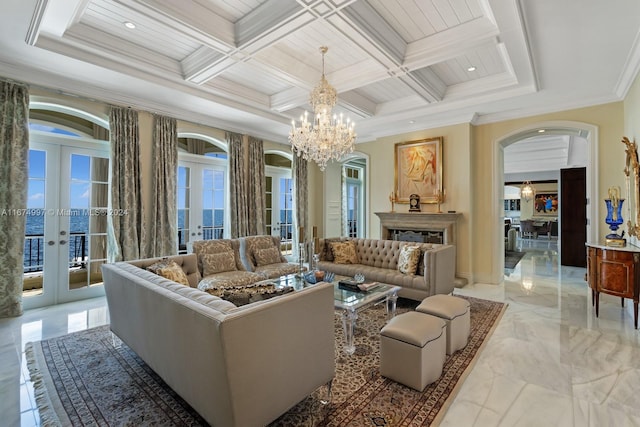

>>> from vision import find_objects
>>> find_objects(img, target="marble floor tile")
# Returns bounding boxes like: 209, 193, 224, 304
2, 239, 640, 426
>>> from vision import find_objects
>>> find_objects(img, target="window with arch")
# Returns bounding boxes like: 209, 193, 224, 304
177, 136, 228, 253
24, 105, 110, 310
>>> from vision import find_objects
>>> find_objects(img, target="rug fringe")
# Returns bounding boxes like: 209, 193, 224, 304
25, 342, 63, 427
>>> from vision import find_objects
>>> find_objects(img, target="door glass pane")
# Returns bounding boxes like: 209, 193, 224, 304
202, 168, 224, 240
177, 166, 190, 253
279, 177, 293, 254
265, 176, 273, 235
24, 149, 46, 297
68, 153, 108, 291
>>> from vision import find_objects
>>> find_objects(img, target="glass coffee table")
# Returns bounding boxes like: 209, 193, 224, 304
264, 274, 401, 355
333, 281, 401, 354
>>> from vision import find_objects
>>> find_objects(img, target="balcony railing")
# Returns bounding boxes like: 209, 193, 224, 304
178, 226, 224, 252
23, 232, 87, 273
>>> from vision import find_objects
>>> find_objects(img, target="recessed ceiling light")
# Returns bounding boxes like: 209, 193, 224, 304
124, 22, 136, 29
467, 66, 476, 72
409, 120, 415, 124
538, 129, 546, 133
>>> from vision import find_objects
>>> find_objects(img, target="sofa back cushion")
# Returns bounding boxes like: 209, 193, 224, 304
253, 247, 282, 266
202, 251, 238, 277
193, 239, 245, 275
242, 235, 287, 271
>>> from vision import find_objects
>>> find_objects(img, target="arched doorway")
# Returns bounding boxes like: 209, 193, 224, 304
496, 121, 597, 272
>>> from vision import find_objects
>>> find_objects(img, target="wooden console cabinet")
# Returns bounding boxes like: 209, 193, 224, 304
586, 243, 640, 328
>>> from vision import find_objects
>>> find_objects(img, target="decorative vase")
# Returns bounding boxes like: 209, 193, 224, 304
604, 198, 625, 239
298, 243, 306, 277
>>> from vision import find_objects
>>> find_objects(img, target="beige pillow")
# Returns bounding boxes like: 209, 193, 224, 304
254, 247, 282, 267
158, 262, 190, 286
331, 241, 359, 264
397, 245, 421, 275
201, 251, 237, 277
148, 260, 190, 286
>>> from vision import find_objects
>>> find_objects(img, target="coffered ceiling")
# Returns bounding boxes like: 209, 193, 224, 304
1, 0, 640, 145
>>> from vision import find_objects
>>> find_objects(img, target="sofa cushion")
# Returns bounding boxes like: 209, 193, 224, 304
254, 262, 300, 279
397, 245, 421, 275
202, 251, 237, 277
331, 241, 359, 264
253, 247, 282, 267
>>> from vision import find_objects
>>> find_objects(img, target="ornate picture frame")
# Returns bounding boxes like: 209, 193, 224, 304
394, 137, 443, 204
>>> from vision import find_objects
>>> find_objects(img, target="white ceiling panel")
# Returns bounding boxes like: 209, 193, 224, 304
1, 0, 638, 146
195, 0, 267, 23
356, 78, 416, 104
84, 0, 201, 61
218, 60, 292, 95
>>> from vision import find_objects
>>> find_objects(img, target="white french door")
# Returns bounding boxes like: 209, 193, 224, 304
265, 167, 293, 254
24, 136, 109, 310
178, 154, 227, 253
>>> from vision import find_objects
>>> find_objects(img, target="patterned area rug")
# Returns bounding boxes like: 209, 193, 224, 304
26, 296, 506, 426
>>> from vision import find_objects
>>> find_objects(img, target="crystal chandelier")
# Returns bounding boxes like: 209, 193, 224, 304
521, 180, 536, 201
289, 46, 356, 171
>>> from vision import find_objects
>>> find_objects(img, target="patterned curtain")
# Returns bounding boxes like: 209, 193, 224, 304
292, 152, 308, 246
148, 115, 177, 257
0, 80, 29, 318
227, 132, 248, 238
248, 136, 266, 235
107, 107, 146, 262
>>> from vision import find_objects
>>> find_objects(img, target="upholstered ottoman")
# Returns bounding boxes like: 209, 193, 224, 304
379, 311, 446, 391
416, 295, 470, 355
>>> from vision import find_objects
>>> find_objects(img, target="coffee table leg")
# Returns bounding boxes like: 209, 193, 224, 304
386, 292, 398, 321
342, 308, 357, 355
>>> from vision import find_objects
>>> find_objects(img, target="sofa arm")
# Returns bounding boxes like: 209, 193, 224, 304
219, 282, 335, 427
423, 245, 456, 296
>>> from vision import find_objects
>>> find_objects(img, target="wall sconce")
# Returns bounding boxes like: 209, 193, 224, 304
521, 180, 536, 202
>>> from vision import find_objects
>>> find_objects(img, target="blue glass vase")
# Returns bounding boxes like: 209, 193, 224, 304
604, 199, 624, 237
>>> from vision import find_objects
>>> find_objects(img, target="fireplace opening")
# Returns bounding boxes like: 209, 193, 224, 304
392, 229, 444, 244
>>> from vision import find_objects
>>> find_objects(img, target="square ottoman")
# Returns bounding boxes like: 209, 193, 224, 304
380, 311, 446, 391
416, 295, 470, 355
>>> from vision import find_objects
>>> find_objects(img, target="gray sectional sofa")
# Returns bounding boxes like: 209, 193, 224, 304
102, 254, 335, 427
317, 237, 456, 300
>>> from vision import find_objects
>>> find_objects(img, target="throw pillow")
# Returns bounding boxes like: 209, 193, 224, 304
201, 251, 237, 277
330, 241, 359, 264
253, 247, 282, 267
397, 245, 421, 275
156, 261, 190, 286
146, 259, 170, 275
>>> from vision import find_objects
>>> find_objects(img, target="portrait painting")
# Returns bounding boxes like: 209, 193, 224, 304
394, 137, 443, 204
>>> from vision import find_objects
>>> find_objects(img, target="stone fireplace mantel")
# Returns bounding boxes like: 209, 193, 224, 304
375, 211, 465, 286
374, 212, 462, 247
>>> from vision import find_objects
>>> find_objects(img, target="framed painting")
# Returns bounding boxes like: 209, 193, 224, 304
394, 137, 443, 204
534, 193, 558, 216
